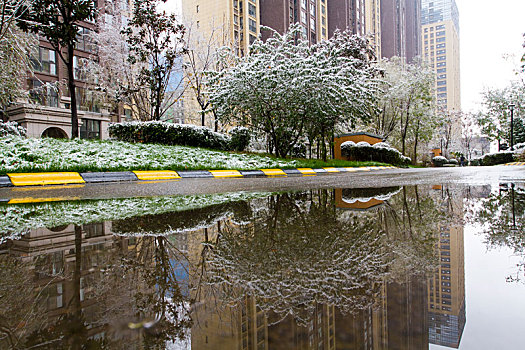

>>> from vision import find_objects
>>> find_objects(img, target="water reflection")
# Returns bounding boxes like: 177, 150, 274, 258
2, 184, 519, 348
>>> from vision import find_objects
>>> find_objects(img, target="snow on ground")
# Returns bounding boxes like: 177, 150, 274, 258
0, 136, 297, 173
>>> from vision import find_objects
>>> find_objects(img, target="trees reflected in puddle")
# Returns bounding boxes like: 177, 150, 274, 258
0, 184, 522, 348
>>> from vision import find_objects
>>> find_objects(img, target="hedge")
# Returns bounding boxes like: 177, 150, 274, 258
480, 152, 515, 166
108, 121, 250, 152
341, 141, 411, 166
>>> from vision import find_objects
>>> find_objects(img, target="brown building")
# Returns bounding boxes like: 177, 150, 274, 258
327, 0, 366, 37
260, 0, 329, 44
380, 0, 421, 62
7, 0, 132, 139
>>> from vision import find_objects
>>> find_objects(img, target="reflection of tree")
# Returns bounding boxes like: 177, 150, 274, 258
205, 189, 441, 324
0, 256, 46, 348
472, 184, 525, 282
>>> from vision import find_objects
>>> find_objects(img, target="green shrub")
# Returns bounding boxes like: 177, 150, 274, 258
229, 126, 251, 151
469, 158, 481, 166
291, 141, 307, 158
341, 141, 411, 166
109, 121, 252, 152
480, 152, 515, 166
448, 159, 459, 166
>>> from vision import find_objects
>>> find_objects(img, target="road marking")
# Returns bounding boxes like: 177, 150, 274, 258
260, 169, 287, 176
7, 172, 85, 186
297, 168, 316, 175
209, 170, 243, 178
323, 167, 340, 172
8, 196, 80, 204
133, 170, 181, 180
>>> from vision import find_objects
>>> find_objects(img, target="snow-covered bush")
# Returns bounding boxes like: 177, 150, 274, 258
480, 152, 515, 166
341, 141, 411, 166
290, 141, 307, 158
432, 156, 447, 167
0, 121, 26, 138
109, 121, 232, 151
229, 126, 251, 151
448, 159, 459, 166
470, 158, 481, 166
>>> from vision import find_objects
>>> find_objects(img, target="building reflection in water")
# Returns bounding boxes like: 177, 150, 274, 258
0, 185, 471, 349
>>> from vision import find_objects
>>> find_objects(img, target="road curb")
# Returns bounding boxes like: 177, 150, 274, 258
0, 166, 397, 188
502, 162, 525, 166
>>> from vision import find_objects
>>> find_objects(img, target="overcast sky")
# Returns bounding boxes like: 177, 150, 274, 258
457, 0, 525, 113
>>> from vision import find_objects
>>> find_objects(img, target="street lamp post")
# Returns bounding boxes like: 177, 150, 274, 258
509, 103, 516, 150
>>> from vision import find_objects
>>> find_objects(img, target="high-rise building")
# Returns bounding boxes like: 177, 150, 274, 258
260, 0, 329, 44
421, 0, 461, 112
380, 0, 421, 62
364, 0, 381, 59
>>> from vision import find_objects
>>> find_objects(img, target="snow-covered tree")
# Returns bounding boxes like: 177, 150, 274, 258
17, 0, 97, 138
475, 81, 525, 150
122, 0, 186, 121
367, 57, 436, 162
461, 113, 477, 160
0, 1, 36, 116
208, 24, 379, 159
183, 22, 233, 129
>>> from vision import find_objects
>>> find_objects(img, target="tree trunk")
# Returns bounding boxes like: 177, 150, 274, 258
67, 44, 79, 138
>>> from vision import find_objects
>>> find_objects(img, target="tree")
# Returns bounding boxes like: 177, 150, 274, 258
183, 22, 231, 129
122, 0, 186, 121
0, 1, 36, 117
461, 113, 477, 160
367, 57, 437, 162
86, 2, 146, 120
475, 81, 525, 149
208, 25, 379, 159
17, 0, 97, 138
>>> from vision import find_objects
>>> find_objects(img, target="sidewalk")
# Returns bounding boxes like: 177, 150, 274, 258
0, 166, 396, 187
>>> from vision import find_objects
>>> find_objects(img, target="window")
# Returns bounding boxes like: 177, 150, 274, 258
436, 37, 446, 43
310, 3, 315, 16
248, 3, 256, 17
438, 74, 446, 79
73, 56, 90, 81
437, 55, 446, 61
249, 18, 256, 32
437, 49, 446, 54
75, 86, 100, 113
438, 93, 447, 98
424, 34, 428, 39
301, 0, 306, 9
249, 34, 256, 44
437, 43, 445, 48
29, 80, 59, 107
437, 68, 446, 73
196, 4, 199, 12
124, 108, 132, 121
311, 16, 315, 29
437, 81, 446, 86
437, 62, 446, 67
80, 119, 101, 139
322, 27, 326, 37
436, 24, 445, 30
424, 28, 428, 33
76, 27, 95, 53
437, 31, 445, 36
301, 11, 306, 23
32, 47, 56, 75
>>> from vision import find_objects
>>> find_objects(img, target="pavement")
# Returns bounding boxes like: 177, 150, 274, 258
0, 165, 524, 204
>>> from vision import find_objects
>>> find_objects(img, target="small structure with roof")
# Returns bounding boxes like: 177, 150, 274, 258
333, 132, 384, 160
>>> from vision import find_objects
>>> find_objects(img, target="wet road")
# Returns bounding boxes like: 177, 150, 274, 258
1, 166, 524, 202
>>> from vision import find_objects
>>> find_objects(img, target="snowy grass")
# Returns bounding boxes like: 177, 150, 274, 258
0, 136, 388, 174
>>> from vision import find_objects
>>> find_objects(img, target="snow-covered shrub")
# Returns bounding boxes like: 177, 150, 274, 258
229, 126, 251, 151
341, 141, 411, 166
0, 121, 26, 138
480, 152, 515, 166
448, 159, 459, 166
432, 156, 447, 167
109, 121, 231, 151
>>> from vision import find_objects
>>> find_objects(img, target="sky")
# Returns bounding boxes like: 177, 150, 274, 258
165, 0, 524, 114
457, 0, 525, 113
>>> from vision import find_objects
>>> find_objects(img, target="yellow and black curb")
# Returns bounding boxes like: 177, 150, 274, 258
0, 166, 396, 189
502, 162, 525, 166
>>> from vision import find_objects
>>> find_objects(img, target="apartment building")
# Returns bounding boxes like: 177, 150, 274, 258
381, 0, 422, 62
421, 0, 461, 112
6, 0, 133, 140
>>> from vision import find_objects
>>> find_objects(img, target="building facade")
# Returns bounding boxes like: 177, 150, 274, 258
421, 0, 461, 112
380, 0, 421, 63
7, 0, 133, 140
327, 0, 365, 38
364, 0, 381, 59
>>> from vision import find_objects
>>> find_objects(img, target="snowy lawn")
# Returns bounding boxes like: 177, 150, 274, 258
0, 136, 389, 174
